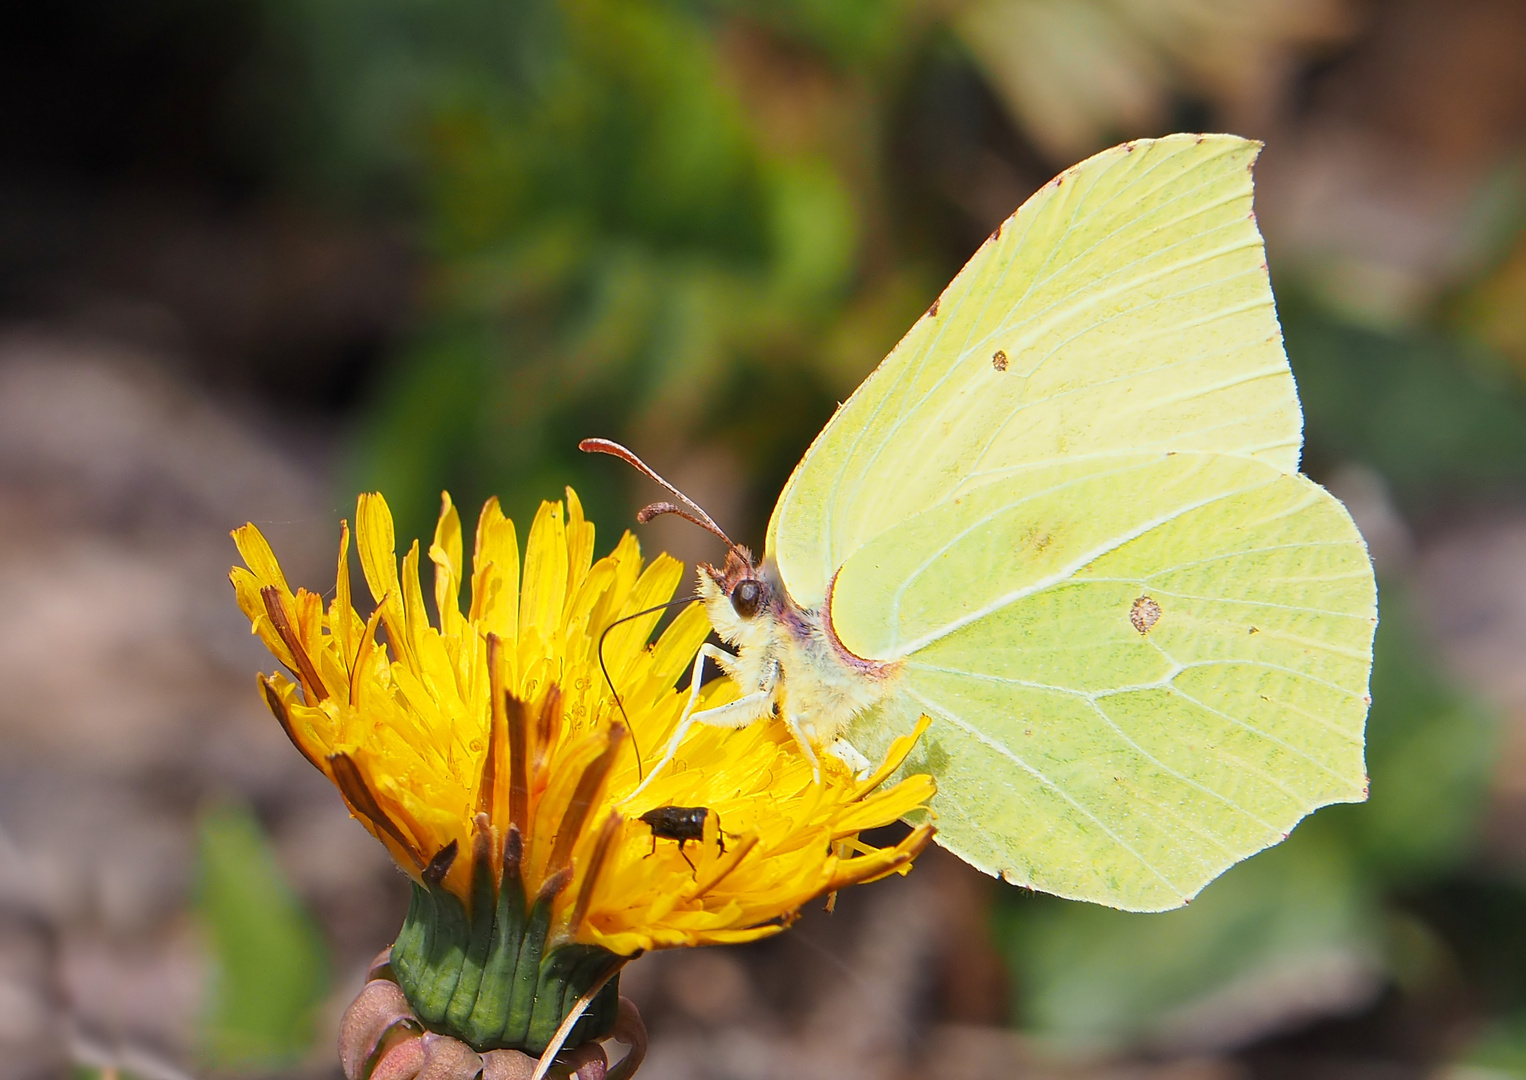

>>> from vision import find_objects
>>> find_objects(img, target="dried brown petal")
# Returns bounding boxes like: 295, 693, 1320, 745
416, 1032, 484, 1080
339, 979, 415, 1080
370, 1036, 426, 1080
565, 1042, 608, 1080
607, 997, 648, 1080
480, 1048, 538, 1080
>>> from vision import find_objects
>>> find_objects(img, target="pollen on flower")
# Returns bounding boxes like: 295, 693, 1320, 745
230, 488, 936, 960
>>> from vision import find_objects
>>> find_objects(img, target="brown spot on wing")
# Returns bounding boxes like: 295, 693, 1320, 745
926, 297, 940, 318
1130, 596, 1162, 634
992, 349, 1008, 371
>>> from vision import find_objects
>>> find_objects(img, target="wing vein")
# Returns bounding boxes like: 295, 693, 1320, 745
905, 686, 1190, 897
888, 473, 1275, 657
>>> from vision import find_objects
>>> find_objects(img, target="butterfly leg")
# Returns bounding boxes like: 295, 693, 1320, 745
632, 687, 776, 798
624, 646, 774, 802
827, 738, 873, 780
782, 712, 822, 783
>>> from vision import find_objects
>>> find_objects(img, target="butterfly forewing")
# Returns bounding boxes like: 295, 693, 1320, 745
830, 452, 1282, 660
768, 134, 1300, 612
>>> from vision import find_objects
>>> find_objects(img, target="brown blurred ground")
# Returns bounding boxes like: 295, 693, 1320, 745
0, 338, 404, 1077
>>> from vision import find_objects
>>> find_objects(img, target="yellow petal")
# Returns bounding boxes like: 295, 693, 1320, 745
430, 491, 464, 636
519, 499, 567, 666
231, 523, 292, 595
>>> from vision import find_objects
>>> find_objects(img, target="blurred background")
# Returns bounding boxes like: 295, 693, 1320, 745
2, 0, 1526, 1076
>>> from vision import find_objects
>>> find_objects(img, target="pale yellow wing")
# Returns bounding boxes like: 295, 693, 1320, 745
839, 456, 1375, 910
767, 134, 1298, 611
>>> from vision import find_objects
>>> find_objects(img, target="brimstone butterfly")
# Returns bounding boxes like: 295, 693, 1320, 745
586, 133, 1376, 912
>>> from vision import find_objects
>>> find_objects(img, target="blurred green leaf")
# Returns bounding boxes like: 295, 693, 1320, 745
998, 827, 1373, 1049
1282, 296, 1526, 513
955, 0, 1356, 164
1461, 1017, 1526, 1078
240, 0, 952, 541
717, 0, 913, 65
196, 803, 330, 1068
1324, 584, 1497, 885
1415, 879, 1526, 1076
1448, 209, 1526, 375
766, 156, 857, 304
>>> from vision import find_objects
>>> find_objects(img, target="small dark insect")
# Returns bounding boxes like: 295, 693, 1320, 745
1130, 596, 1162, 634
639, 806, 725, 873
992, 349, 1008, 371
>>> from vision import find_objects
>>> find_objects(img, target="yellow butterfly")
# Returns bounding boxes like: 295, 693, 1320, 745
587, 134, 1376, 912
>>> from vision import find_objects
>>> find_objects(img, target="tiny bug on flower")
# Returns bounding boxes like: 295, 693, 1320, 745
639, 806, 726, 873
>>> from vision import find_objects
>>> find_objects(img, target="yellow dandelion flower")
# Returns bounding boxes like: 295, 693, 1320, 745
230, 488, 934, 1056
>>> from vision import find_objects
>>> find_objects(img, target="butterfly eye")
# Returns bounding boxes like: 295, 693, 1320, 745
730, 580, 764, 619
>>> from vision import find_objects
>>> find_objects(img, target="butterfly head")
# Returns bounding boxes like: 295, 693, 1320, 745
697, 546, 780, 648
575, 438, 781, 644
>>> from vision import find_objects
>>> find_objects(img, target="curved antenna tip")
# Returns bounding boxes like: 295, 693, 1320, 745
579, 438, 735, 549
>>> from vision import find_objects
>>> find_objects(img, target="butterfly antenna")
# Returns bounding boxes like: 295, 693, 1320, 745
636, 501, 727, 535
596, 595, 699, 781
579, 438, 735, 548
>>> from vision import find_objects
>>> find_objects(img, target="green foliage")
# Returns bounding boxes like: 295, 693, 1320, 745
999, 824, 1370, 1047
241, 0, 940, 542
196, 803, 331, 1068
1330, 587, 1497, 886
1283, 295, 1526, 514
717, 0, 911, 64
1422, 879, 1526, 1076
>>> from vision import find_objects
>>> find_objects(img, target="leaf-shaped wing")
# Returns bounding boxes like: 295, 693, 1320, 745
768, 134, 1298, 611
844, 461, 1373, 911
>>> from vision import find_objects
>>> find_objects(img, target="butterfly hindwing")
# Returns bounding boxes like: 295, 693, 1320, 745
844, 461, 1373, 910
